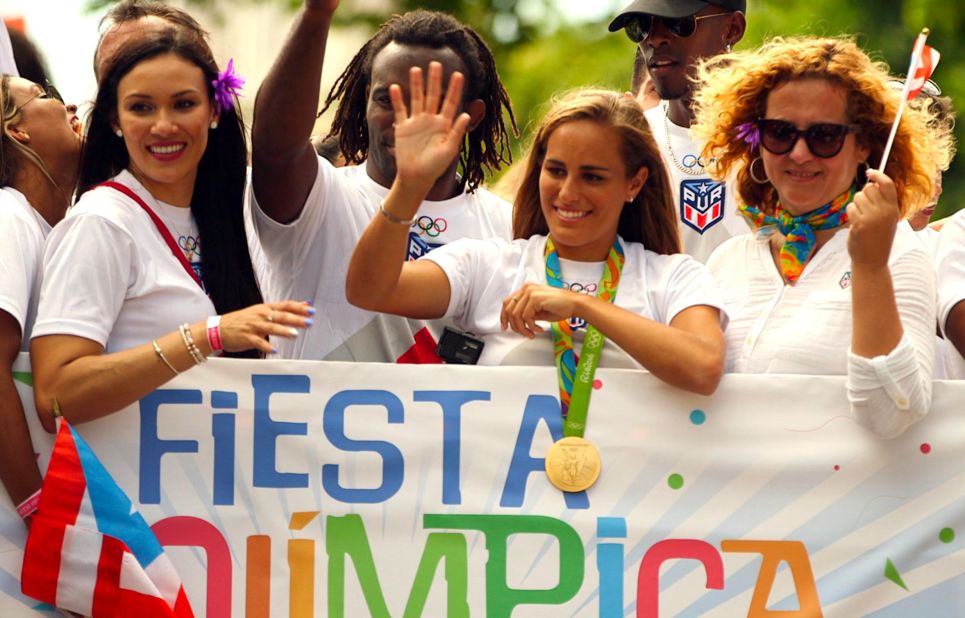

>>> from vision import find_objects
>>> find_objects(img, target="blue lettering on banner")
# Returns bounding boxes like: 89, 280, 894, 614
323, 390, 406, 503
139, 389, 202, 504
501, 394, 590, 509
414, 390, 491, 505
680, 179, 726, 234
253, 374, 310, 488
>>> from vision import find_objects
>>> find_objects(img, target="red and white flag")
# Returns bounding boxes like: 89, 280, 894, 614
880, 29, 938, 171
906, 44, 940, 100
21, 421, 194, 617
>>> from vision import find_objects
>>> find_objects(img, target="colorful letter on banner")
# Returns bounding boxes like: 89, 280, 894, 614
20, 421, 194, 618
907, 44, 940, 100
2, 355, 965, 616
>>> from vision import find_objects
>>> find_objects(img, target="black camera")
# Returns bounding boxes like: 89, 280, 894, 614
436, 327, 485, 365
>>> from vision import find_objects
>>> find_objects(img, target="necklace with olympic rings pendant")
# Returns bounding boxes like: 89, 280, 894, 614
663, 101, 711, 176
542, 236, 625, 493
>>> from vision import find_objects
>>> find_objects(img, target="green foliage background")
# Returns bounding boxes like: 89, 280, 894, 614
90, 0, 964, 216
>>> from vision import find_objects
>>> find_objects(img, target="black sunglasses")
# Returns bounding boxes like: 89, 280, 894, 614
624, 13, 730, 44
15, 79, 64, 112
756, 119, 861, 159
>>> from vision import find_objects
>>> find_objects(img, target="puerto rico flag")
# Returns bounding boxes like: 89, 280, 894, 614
21, 421, 194, 617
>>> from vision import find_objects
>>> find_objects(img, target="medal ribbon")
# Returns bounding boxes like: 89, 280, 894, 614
544, 237, 624, 438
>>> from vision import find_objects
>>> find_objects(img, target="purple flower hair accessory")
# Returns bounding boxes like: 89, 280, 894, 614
211, 58, 245, 114
736, 121, 760, 150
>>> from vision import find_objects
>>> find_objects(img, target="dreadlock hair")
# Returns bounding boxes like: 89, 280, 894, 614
77, 27, 263, 358
319, 9, 517, 192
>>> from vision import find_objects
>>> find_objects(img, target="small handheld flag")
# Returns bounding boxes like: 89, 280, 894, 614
880, 29, 940, 171
21, 421, 195, 617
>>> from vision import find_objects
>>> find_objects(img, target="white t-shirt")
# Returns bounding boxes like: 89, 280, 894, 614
645, 103, 750, 263
935, 208, 965, 379
0, 187, 51, 351
424, 234, 726, 368
252, 158, 513, 361
33, 170, 215, 352
708, 224, 936, 437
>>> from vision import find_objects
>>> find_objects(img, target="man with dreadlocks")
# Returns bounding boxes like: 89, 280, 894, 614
251, 0, 517, 361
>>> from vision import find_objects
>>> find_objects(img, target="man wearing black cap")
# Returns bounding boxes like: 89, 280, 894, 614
609, 0, 747, 262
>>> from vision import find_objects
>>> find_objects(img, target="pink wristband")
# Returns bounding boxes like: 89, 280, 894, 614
206, 315, 223, 353
17, 489, 41, 520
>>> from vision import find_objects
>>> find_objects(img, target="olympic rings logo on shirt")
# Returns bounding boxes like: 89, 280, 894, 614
681, 154, 707, 170
567, 281, 598, 294
413, 216, 448, 238
179, 235, 201, 259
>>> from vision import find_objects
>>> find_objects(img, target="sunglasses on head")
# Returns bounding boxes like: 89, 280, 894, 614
756, 119, 860, 159
623, 12, 730, 44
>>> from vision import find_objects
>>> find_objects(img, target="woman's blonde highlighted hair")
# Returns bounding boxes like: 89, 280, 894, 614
0, 75, 58, 189
513, 88, 680, 255
690, 36, 954, 217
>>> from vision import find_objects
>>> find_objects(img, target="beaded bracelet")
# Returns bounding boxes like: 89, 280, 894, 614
16, 489, 41, 520
206, 315, 223, 354
179, 323, 206, 365
153, 339, 180, 375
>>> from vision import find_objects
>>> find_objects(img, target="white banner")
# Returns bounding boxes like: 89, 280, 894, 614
2, 354, 964, 616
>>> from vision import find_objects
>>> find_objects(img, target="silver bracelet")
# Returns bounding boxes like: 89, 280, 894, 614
179, 323, 206, 365
153, 339, 180, 375
379, 202, 415, 226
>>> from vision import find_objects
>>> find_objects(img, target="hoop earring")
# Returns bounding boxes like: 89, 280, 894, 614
749, 156, 769, 184
854, 161, 869, 188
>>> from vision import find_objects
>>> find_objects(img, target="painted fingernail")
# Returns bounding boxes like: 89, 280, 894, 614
288, 327, 299, 336
307, 307, 316, 316
304, 300, 315, 306
272, 347, 279, 354
305, 318, 314, 326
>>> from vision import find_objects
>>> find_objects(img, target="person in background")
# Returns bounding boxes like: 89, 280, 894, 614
935, 208, 965, 379
347, 70, 726, 394
629, 46, 659, 111
900, 81, 955, 246
7, 28, 50, 86
608, 0, 748, 263
0, 74, 82, 526
251, 0, 517, 362
30, 29, 311, 429
95, 0, 208, 82
691, 36, 953, 437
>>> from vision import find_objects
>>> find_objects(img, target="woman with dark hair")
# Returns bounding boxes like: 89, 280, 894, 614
690, 36, 954, 437
0, 74, 81, 526
347, 65, 726, 395
30, 28, 311, 429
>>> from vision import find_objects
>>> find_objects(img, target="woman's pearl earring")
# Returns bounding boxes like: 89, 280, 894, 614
114, 128, 123, 137
210, 120, 218, 130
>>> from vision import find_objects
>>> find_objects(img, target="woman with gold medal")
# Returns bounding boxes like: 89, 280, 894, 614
346, 64, 727, 492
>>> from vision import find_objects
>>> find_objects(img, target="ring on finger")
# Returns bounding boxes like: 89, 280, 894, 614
510, 297, 520, 303
267, 311, 274, 323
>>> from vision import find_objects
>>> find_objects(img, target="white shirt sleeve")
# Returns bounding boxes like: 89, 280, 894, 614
846, 248, 936, 438
33, 214, 134, 346
421, 238, 495, 325
0, 213, 38, 335
657, 254, 729, 329
935, 209, 965, 334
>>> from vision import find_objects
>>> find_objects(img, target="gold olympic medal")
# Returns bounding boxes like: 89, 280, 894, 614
545, 436, 602, 492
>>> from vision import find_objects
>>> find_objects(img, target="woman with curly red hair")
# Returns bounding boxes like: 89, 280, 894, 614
691, 36, 953, 437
